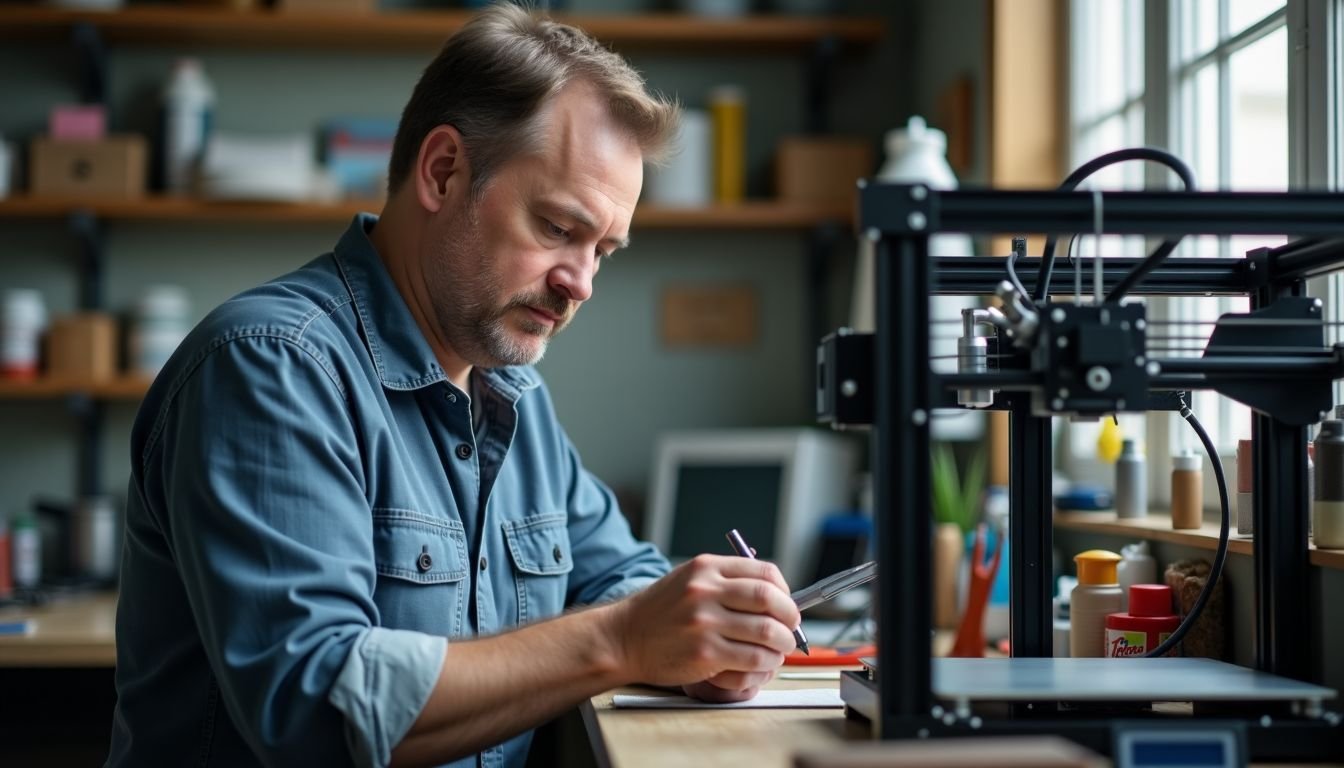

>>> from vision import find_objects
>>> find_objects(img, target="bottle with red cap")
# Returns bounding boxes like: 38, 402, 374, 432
1105, 584, 1180, 658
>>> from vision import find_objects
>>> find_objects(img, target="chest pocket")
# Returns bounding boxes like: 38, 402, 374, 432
372, 509, 468, 637
503, 513, 574, 625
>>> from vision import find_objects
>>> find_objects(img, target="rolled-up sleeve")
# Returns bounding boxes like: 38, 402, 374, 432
147, 332, 442, 767
329, 627, 446, 768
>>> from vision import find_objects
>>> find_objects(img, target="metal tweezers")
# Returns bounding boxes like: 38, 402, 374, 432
791, 560, 877, 612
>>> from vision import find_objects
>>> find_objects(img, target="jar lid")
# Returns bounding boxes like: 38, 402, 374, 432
1128, 584, 1175, 617
1074, 549, 1122, 585
1172, 451, 1201, 471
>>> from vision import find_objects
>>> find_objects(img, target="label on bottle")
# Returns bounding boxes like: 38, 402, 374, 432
1105, 628, 1172, 657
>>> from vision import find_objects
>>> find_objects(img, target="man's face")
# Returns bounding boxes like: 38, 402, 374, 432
424, 84, 643, 369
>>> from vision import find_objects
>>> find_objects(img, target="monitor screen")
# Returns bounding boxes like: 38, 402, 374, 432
666, 463, 782, 561
645, 429, 859, 586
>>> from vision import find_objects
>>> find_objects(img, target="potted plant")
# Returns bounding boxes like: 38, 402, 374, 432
931, 443, 985, 629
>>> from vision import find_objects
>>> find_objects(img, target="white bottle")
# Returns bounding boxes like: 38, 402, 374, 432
1116, 541, 1157, 611
1114, 438, 1147, 519
1069, 549, 1123, 658
856, 116, 978, 438
162, 58, 215, 195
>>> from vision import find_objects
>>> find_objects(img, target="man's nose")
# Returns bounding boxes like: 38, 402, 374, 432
548, 255, 595, 303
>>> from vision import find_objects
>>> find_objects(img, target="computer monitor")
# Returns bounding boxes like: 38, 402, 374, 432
645, 428, 860, 588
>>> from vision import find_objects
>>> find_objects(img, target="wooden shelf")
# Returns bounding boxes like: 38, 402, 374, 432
0, 7, 883, 52
0, 195, 853, 230
1054, 510, 1344, 570
0, 376, 152, 401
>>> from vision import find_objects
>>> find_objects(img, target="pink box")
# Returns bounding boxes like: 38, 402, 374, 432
49, 105, 107, 141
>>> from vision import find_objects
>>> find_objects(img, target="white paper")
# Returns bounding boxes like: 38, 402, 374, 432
778, 670, 842, 680
612, 688, 843, 709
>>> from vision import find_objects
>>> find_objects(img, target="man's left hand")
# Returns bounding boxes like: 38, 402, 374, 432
681, 669, 776, 703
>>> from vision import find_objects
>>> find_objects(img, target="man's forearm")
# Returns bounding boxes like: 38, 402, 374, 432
389, 603, 626, 767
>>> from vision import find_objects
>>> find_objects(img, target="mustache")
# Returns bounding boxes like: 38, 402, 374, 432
505, 291, 573, 322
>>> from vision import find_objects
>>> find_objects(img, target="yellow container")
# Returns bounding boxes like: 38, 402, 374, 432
709, 85, 746, 203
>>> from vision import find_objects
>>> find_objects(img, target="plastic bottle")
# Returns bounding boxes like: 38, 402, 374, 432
129, 285, 191, 377
1235, 438, 1253, 535
1069, 549, 1123, 658
1105, 584, 1180, 658
1, 289, 47, 381
1170, 450, 1203, 530
1116, 541, 1157, 611
1114, 438, 1147, 519
708, 85, 745, 204
162, 58, 215, 195
10, 511, 40, 590
1313, 419, 1344, 548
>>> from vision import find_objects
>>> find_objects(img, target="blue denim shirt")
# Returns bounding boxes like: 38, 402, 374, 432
107, 214, 670, 768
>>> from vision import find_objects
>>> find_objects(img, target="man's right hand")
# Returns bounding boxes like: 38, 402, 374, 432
603, 554, 801, 688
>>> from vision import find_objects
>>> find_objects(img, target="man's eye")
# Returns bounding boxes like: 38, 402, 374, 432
544, 220, 568, 239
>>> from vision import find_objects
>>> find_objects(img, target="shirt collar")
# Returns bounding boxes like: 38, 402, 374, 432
332, 213, 541, 396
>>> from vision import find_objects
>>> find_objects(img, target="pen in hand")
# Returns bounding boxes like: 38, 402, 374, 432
725, 529, 809, 656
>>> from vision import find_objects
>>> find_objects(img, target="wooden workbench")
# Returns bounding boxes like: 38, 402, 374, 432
583, 671, 868, 768
0, 591, 117, 667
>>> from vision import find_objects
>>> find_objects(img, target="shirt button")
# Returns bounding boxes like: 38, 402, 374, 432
417, 547, 433, 572
553, 544, 563, 563
479, 555, 488, 572
445, 391, 457, 403
456, 443, 473, 460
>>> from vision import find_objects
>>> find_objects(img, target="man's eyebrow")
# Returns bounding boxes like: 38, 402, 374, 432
544, 200, 631, 250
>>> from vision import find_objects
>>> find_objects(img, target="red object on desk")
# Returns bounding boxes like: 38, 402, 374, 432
783, 644, 875, 666
950, 523, 1003, 657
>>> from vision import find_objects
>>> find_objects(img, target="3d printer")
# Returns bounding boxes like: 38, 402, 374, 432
816, 151, 1344, 761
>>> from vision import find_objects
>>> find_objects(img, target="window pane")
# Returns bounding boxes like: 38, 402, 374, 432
1229, 26, 1288, 190
1228, 0, 1284, 38
1178, 63, 1221, 257
1178, 0, 1220, 63
1072, 0, 1143, 123
1229, 26, 1288, 255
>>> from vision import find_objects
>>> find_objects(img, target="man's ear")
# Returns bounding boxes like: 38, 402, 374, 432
414, 125, 471, 214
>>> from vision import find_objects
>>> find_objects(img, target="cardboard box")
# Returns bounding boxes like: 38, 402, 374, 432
45, 312, 118, 382
30, 135, 147, 199
775, 136, 873, 204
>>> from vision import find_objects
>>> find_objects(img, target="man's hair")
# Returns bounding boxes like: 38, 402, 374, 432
387, 2, 680, 199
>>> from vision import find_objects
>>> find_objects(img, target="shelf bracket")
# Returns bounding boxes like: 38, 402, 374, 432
72, 22, 108, 106
66, 393, 104, 499
805, 36, 839, 134
68, 210, 105, 311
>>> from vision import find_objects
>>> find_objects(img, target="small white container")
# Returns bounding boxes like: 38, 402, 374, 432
1, 289, 48, 379
129, 285, 190, 377
645, 109, 712, 208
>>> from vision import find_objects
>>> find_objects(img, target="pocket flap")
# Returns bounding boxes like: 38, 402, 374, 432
372, 509, 468, 584
503, 513, 574, 576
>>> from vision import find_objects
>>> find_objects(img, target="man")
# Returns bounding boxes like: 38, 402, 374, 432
107, 4, 801, 767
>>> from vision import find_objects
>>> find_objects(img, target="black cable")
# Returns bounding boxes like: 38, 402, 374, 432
1143, 396, 1230, 658
1005, 239, 1033, 310
1034, 147, 1197, 305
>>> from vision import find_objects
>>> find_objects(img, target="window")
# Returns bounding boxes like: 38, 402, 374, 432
1067, 0, 1341, 504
